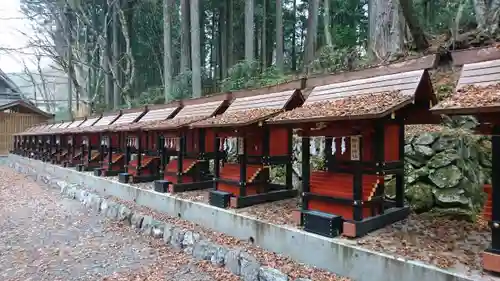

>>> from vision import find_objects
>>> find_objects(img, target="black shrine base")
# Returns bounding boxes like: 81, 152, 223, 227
154, 179, 212, 194
81, 163, 100, 172
101, 169, 122, 177
207, 189, 298, 209
168, 180, 214, 193
127, 174, 160, 184
229, 189, 298, 209
297, 206, 410, 238
93, 168, 103, 176
154, 180, 171, 193
483, 248, 500, 274
302, 210, 343, 238
209, 190, 232, 208
118, 172, 130, 183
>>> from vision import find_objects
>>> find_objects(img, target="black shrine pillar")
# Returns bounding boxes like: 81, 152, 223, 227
484, 124, 500, 272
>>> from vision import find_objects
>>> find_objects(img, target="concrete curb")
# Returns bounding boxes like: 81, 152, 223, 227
7, 154, 477, 281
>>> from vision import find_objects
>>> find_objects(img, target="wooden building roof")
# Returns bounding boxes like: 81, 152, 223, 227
268, 69, 434, 125
191, 89, 304, 128
432, 59, 500, 116
144, 96, 230, 131
112, 102, 181, 132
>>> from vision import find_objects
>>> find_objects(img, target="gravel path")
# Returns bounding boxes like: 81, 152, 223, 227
0, 166, 237, 281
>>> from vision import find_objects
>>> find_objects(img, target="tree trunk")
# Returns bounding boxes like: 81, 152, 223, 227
180, 0, 191, 72
261, 0, 267, 68
112, 0, 121, 109
291, 0, 297, 71
369, 0, 406, 62
164, 0, 173, 101
211, 10, 217, 80
275, 0, 284, 71
303, 0, 319, 69
245, 0, 254, 61
398, 0, 428, 51
472, 0, 488, 31
323, 0, 332, 46
64, 6, 73, 118
220, 1, 228, 78
103, 0, 113, 111
227, 0, 234, 68
190, 0, 202, 98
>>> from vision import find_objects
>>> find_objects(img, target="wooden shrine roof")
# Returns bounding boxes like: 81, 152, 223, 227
268, 69, 433, 125
18, 124, 44, 136
144, 96, 230, 131
190, 89, 304, 128
63, 115, 101, 133
44, 118, 85, 135
431, 59, 500, 116
67, 118, 86, 129
112, 102, 181, 132
80, 107, 146, 133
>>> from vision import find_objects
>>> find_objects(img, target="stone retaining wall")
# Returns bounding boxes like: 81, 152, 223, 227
9, 161, 300, 281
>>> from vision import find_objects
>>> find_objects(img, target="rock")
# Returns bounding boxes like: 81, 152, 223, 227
75, 190, 89, 203
182, 231, 201, 254
479, 150, 492, 168
240, 252, 260, 281
162, 223, 174, 245
193, 241, 218, 261
429, 207, 476, 221
458, 179, 487, 213
141, 216, 154, 235
130, 212, 144, 229
225, 249, 241, 275
456, 158, 482, 184
407, 166, 430, 184
117, 205, 132, 222
405, 156, 425, 168
211, 245, 228, 267
56, 180, 68, 194
105, 202, 119, 219
171, 228, 186, 250
413, 132, 437, 146
428, 165, 462, 189
432, 135, 459, 152
432, 188, 469, 208
65, 186, 78, 199
100, 199, 110, 212
385, 177, 396, 199
427, 150, 460, 169
151, 221, 165, 238
413, 145, 435, 158
405, 182, 434, 212
293, 279, 312, 281
259, 267, 289, 281
88, 194, 102, 211
484, 168, 492, 184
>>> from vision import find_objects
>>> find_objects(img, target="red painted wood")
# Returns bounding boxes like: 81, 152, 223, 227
164, 174, 193, 184
308, 171, 382, 220
217, 163, 264, 196
384, 124, 400, 161
165, 159, 198, 173
101, 153, 124, 170
205, 129, 215, 153
484, 184, 493, 220
127, 156, 160, 176
217, 182, 259, 196
270, 128, 288, 155
219, 163, 262, 181
246, 131, 263, 156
